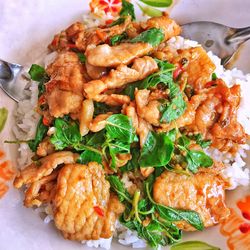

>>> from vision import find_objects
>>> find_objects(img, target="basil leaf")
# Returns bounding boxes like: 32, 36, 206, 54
160, 81, 187, 123
28, 64, 46, 82
166, 129, 177, 142
109, 17, 126, 27
120, 147, 140, 172
171, 240, 220, 250
130, 28, 164, 47
110, 32, 128, 46
139, 0, 173, 7
76, 52, 86, 63
108, 141, 131, 169
106, 114, 136, 144
120, 0, 136, 20
0, 107, 8, 133
77, 149, 102, 165
186, 150, 213, 173
178, 135, 190, 147
50, 118, 81, 150
28, 117, 48, 152
107, 175, 132, 202
83, 130, 106, 147
189, 133, 211, 149
139, 131, 174, 167
122, 81, 142, 99
156, 205, 204, 231
28, 64, 49, 97
138, 3, 162, 17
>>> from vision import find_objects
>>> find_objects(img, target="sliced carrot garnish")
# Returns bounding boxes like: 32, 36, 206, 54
0, 182, 9, 198
0, 161, 14, 181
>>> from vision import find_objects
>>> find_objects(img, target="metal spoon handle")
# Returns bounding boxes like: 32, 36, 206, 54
227, 26, 250, 45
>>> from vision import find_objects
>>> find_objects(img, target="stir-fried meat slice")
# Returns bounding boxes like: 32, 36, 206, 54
46, 51, 86, 93
86, 43, 153, 68
85, 61, 107, 80
53, 163, 124, 240
36, 137, 55, 157
124, 101, 152, 148
83, 56, 158, 99
48, 22, 85, 51
135, 89, 161, 126
89, 113, 112, 132
153, 170, 230, 231
75, 16, 132, 51
189, 80, 246, 149
13, 151, 78, 188
46, 87, 83, 118
24, 170, 58, 207
172, 47, 215, 91
45, 51, 86, 117
95, 94, 131, 106
143, 15, 181, 41
159, 93, 207, 132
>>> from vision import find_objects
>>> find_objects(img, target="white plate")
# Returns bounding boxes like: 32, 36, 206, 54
0, 1, 250, 250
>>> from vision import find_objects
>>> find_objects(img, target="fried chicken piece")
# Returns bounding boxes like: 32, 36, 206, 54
36, 137, 55, 157
13, 151, 78, 188
153, 170, 230, 231
85, 61, 107, 80
53, 163, 124, 240
95, 94, 131, 106
45, 51, 87, 117
83, 56, 158, 99
24, 170, 58, 207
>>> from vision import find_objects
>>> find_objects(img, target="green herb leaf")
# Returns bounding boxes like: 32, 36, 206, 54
189, 133, 211, 149
120, 0, 136, 20
156, 205, 204, 231
110, 32, 128, 46
77, 149, 102, 164
171, 240, 220, 250
50, 118, 81, 150
160, 81, 187, 123
76, 52, 86, 63
139, 0, 173, 7
138, 3, 162, 17
28, 64, 46, 82
109, 17, 126, 27
186, 150, 213, 173
83, 130, 106, 147
120, 147, 140, 172
139, 131, 174, 167
28, 117, 48, 152
130, 28, 164, 47
211, 72, 217, 81
0, 107, 8, 133
106, 114, 136, 144
107, 175, 132, 202
28, 64, 49, 97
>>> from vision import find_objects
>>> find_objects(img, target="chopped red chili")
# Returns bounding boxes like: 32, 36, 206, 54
239, 223, 250, 234
42, 117, 50, 126
93, 206, 105, 217
242, 211, 250, 220
173, 65, 183, 80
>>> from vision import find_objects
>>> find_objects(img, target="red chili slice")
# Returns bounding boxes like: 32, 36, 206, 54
42, 117, 50, 127
173, 65, 183, 80
93, 206, 105, 217
242, 211, 250, 220
239, 223, 250, 234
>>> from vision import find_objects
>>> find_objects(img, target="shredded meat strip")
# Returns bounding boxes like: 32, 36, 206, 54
13, 151, 78, 188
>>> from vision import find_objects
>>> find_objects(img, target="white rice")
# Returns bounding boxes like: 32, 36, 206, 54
13, 35, 250, 249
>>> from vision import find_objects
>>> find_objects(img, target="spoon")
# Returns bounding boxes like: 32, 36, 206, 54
1, 22, 250, 102
181, 21, 250, 65
0, 59, 25, 102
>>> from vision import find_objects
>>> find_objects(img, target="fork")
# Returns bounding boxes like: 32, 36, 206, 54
1, 22, 250, 102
